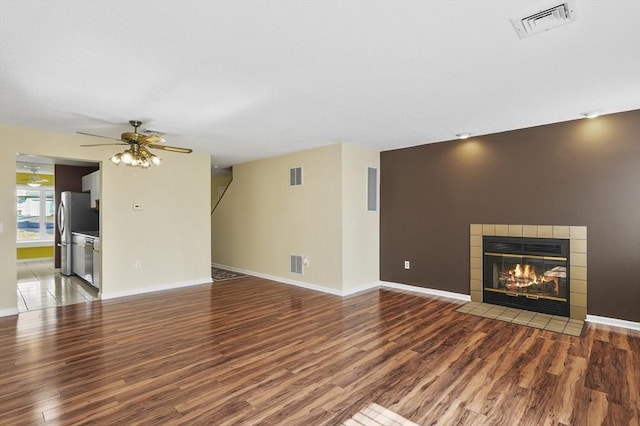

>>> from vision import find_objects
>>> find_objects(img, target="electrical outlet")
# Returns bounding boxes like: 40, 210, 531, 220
404, 260, 410, 269
135, 260, 142, 270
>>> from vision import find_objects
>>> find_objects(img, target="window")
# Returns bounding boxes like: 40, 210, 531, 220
17, 187, 55, 242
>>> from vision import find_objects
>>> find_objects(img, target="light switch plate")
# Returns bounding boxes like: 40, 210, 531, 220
133, 203, 143, 210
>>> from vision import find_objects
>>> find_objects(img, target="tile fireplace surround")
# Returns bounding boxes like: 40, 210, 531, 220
470, 224, 587, 321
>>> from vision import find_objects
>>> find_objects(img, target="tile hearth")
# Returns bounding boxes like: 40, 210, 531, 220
457, 301, 584, 336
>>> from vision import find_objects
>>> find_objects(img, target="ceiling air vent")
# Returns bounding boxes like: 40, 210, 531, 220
511, 1, 577, 39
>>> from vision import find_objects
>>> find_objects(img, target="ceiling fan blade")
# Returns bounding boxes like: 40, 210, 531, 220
80, 143, 129, 147
77, 131, 122, 141
142, 135, 166, 144
20, 176, 49, 184
147, 144, 193, 154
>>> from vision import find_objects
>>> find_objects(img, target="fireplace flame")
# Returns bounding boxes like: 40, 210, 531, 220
498, 263, 565, 296
504, 263, 558, 291
511, 263, 542, 284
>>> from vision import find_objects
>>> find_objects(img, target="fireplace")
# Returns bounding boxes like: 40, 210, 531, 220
470, 224, 587, 320
483, 236, 569, 317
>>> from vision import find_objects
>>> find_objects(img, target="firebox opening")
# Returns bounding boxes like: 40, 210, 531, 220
483, 236, 570, 317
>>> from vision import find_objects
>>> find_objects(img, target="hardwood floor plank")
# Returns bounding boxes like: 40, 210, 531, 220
554, 355, 588, 425
480, 384, 532, 425
585, 339, 631, 405
1, 275, 639, 424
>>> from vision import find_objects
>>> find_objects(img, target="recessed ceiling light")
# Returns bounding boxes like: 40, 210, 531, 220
456, 133, 471, 139
582, 110, 601, 119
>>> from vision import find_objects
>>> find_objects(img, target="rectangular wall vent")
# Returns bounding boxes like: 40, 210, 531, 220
367, 167, 377, 212
290, 255, 303, 274
511, 1, 577, 39
290, 167, 303, 186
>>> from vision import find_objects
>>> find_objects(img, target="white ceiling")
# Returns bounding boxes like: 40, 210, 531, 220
1, 1, 639, 169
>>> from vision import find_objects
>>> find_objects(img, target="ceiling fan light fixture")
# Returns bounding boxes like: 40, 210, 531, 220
81, 120, 191, 169
111, 146, 162, 169
111, 153, 122, 164
21, 165, 49, 187
121, 151, 133, 164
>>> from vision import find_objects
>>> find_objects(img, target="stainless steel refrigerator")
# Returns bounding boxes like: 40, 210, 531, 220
57, 191, 98, 276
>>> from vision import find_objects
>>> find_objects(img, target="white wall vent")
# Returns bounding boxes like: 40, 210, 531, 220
290, 255, 303, 274
511, 2, 577, 39
290, 166, 303, 186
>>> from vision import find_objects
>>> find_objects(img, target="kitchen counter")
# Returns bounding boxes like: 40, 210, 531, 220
72, 231, 100, 238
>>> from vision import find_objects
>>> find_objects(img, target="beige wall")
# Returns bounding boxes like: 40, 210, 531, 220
212, 144, 343, 289
341, 143, 380, 290
211, 172, 233, 211
0, 125, 212, 315
212, 143, 379, 293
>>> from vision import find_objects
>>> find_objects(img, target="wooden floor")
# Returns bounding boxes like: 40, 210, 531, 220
1, 275, 638, 425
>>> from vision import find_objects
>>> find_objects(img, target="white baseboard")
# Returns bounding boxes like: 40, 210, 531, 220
380, 281, 471, 302
342, 282, 380, 296
101, 277, 212, 301
0, 308, 19, 317
586, 315, 640, 332
212, 263, 471, 302
212, 263, 348, 296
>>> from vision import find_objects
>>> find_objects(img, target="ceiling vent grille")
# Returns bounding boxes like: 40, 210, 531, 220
511, 2, 577, 39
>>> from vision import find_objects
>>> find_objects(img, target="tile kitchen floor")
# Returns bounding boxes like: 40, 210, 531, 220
17, 260, 99, 312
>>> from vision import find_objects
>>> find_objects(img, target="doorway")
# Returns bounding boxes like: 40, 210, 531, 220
16, 155, 100, 312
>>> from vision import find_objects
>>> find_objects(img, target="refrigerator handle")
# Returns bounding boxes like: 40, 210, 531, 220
57, 201, 65, 237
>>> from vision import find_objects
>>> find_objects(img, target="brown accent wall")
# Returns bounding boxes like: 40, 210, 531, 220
53, 165, 99, 268
380, 110, 640, 322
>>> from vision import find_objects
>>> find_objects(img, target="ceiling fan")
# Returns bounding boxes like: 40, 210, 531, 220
20, 166, 49, 187
79, 120, 193, 169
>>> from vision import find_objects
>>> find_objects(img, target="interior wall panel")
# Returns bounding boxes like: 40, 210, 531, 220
380, 110, 640, 322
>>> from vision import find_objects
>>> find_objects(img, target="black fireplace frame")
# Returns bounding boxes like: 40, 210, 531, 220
482, 236, 570, 317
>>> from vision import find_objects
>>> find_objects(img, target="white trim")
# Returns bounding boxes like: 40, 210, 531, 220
101, 278, 212, 301
586, 315, 640, 332
211, 263, 471, 301
380, 281, 471, 301
212, 263, 346, 296
0, 308, 19, 318
343, 282, 380, 296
